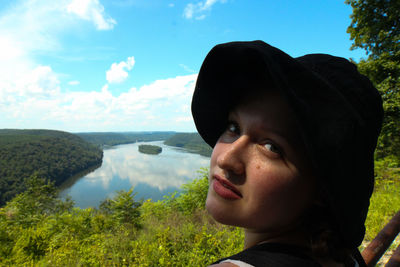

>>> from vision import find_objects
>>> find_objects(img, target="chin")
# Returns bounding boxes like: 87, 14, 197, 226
205, 194, 241, 227
206, 194, 225, 223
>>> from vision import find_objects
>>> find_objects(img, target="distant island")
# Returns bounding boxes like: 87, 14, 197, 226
138, 144, 162, 155
164, 133, 212, 157
0, 129, 103, 206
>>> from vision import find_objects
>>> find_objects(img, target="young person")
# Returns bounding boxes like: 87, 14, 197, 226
191, 41, 383, 267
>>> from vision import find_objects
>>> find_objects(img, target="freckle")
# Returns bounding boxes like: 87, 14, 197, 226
256, 165, 260, 169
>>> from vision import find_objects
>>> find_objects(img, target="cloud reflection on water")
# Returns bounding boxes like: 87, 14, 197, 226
61, 141, 210, 207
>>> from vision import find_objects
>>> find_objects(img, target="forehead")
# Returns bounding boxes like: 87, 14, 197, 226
234, 88, 297, 130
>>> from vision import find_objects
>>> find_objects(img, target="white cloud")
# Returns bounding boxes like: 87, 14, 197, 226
0, 0, 116, 108
17, 66, 61, 97
0, 1, 61, 87
0, 1, 197, 132
68, 80, 80, 86
85, 143, 209, 192
106, 56, 135, 84
0, 36, 24, 61
67, 0, 117, 30
0, 0, 115, 57
179, 63, 195, 73
0, 65, 60, 111
183, 0, 227, 19
183, 3, 195, 19
0, 74, 198, 131
176, 116, 192, 122
196, 14, 206, 20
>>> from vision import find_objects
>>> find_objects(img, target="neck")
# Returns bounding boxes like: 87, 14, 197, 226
243, 226, 311, 250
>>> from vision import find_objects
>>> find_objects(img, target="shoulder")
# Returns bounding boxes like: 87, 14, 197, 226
209, 262, 239, 267
209, 259, 254, 267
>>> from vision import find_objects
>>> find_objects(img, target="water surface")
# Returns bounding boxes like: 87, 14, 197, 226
59, 141, 210, 208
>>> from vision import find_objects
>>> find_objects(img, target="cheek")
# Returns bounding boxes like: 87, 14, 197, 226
252, 161, 311, 195
249, 166, 314, 221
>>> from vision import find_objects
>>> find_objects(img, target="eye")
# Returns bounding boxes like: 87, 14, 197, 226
264, 142, 281, 155
226, 121, 240, 135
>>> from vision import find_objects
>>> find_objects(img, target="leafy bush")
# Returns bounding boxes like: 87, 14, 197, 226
100, 188, 142, 228
374, 156, 400, 187
0, 173, 244, 266
364, 181, 400, 241
165, 168, 209, 215
2, 166, 397, 266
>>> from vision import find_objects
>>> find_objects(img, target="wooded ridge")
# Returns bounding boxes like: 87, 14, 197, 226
0, 129, 103, 206
77, 131, 176, 147
164, 132, 212, 157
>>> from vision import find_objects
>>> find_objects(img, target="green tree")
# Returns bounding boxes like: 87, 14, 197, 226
346, 0, 400, 56
4, 175, 73, 226
174, 168, 209, 215
346, 0, 400, 162
356, 55, 400, 160
100, 188, 142, 228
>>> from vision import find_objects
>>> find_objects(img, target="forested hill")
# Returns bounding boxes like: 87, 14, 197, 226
164, 133, 212, 157
0, 129, 103, 206
77, 131, 176, 146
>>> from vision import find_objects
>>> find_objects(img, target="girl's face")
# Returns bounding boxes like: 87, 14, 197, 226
206, 89, 315, 234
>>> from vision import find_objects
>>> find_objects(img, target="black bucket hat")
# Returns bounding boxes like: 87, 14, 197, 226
191, 40, 383, 248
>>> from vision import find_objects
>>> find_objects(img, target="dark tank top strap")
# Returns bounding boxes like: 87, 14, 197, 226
213, 243, 322, 267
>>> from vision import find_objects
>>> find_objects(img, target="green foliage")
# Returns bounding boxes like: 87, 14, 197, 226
171, 168, 209, 214
0, 171, 244, 266
1, 167, 398, 266
164, 132, 212, 157
347, 0, 400, 164
138, 144, 162, 155
346, 0, 400, 56
0, 175, 73, 264
364, 157, 400, 242
356, 55, 400, 162
364, 182, 400, 241
374, 156, 400, 186
0, 129, 103, 206
100, 188, 142, 228
3, 175, 74, 227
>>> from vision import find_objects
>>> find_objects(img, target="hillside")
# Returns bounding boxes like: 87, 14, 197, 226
77, 131, 176, 147
0, 129, 103, 206
164, 132, 212, 157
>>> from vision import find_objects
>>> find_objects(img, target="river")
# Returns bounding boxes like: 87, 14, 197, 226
59, 141, 210, 208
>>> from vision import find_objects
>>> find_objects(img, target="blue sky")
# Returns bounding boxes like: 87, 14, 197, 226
0, 0, 366, 132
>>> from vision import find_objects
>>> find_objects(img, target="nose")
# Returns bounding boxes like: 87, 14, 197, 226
216, 135, 247, 175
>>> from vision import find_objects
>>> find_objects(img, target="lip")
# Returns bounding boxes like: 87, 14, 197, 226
212, 174, 242, 200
